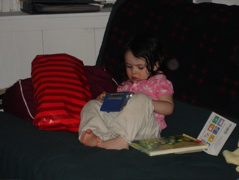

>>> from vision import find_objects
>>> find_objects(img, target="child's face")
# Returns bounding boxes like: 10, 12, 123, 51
125, 50, 150, 83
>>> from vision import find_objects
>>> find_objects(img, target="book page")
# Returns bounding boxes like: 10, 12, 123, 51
197, 112, 237, 156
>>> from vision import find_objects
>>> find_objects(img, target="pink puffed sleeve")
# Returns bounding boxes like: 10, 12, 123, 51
154, 75, 174, 97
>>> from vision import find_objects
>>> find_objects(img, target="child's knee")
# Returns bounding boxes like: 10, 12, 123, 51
132, 93, 151, 102
82, 99, 101, 112
130, 93, 152, 107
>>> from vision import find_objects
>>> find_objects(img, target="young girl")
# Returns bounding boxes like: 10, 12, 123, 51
78, 34, 174, 150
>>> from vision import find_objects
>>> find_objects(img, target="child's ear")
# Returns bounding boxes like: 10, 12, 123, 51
153, 62, 160, 71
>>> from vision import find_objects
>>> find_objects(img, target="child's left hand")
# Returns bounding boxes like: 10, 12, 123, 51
96, 91, 106, 103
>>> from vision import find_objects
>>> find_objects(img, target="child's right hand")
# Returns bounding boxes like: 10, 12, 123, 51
96, 91, 106, 103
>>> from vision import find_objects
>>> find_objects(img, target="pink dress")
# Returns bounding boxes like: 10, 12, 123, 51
117, 73, 174, 129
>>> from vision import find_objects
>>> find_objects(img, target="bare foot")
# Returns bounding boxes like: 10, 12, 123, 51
80, 129, 100, 147
97, 136, 129, 150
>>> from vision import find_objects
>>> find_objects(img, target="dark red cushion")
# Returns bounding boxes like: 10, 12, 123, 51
85, 66, 117, 99
2, 78, 37, 122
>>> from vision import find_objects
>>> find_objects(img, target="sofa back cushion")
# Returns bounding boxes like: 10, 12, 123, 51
97, 0, 239, 118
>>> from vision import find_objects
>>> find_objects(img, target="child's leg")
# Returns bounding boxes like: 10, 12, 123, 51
80, 129, 99, 147
78, 100, 119, 146
97, 136, 129, 150
98, 93, 160, 150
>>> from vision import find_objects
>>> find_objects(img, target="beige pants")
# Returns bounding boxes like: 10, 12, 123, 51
78, 93, 161, 143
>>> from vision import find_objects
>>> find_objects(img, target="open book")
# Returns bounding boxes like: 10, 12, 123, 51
130, 134, 208, 156
131, 112, 236, 156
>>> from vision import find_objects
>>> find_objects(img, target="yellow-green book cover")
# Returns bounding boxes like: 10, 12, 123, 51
130, 134, 208, 156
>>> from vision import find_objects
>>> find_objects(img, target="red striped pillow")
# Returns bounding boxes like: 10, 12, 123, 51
31, 53, 92, 132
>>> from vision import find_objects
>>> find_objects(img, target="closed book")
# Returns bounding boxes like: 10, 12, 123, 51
130, 134, 208, 156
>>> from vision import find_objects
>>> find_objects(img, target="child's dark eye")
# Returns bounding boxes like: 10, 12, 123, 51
126, 65, 132, 69
138, 67, 145, 70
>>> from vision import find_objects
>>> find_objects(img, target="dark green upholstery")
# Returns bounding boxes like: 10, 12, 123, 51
1, 100, 239, 179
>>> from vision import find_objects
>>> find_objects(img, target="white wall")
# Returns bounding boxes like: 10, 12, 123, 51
0, 11, 111, 89
212, 0, 239, 5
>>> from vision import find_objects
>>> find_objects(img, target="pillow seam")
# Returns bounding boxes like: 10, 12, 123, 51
19, 80, 34, 120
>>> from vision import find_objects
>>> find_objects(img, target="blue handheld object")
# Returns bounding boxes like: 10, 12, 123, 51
100, 92, 134, 112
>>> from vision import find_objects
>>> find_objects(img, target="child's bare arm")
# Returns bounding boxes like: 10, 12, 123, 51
152, 94, 174, 115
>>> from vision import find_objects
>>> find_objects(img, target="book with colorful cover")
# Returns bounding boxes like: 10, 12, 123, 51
197, 112, 237, 156
130, 134, 208, 156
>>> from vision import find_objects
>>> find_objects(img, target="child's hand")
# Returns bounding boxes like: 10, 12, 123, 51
96, 91, 106, 103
